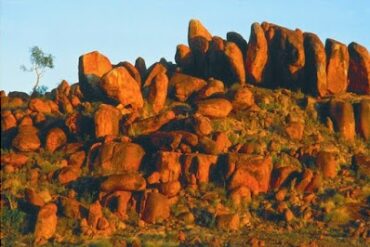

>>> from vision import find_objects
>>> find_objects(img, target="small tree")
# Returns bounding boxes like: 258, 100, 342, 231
20, 46, 54, 93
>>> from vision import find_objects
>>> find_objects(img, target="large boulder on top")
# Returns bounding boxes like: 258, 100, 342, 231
226, 31, 248, 59
207, 36, 228, 81
224, 42, 246, 84
93, 142, 145, 175
245, 23, 268, 84
303, 32, 328, 97
356, 99, 370, 141
100, 66, 144, 109
170, 73, 207, 101
34, 203, 58, 245
116, 61, 142, 86
188, 19, 212, 44
45, 127, 67, 153
196, 98, 233, 118
142, 192, 170, 223
94, 104, 121, 138
78, 51, 112, 100
143, 63, 167, 87
348, 42, 370, 95
29, 98, 58, 114
175, 44, 194, 73
329, 99, 355, 141
325, 39, 350, 95
12, 125, 40, 152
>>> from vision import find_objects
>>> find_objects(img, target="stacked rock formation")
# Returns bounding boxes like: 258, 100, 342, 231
1, 19, 369, 245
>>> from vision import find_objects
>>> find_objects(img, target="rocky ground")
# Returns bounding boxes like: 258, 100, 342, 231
1, 20, 369, 246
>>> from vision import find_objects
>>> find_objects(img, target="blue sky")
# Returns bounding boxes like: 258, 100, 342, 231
1, 0, 369, 93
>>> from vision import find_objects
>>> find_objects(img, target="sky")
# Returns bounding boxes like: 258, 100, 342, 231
1, 0, 369, 93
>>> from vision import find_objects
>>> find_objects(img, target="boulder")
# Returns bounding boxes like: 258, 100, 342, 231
226, 31, 248, 59
175, 44, 194, 72
94, 104, 121, 138
45, 127, 67, 152
295, 169, 314, 192
245, 23, 268, 84
227, 154, 273, 194
316, 151, 338, 178
182, 153, 218, 184
285, 122, 304, 141
1, 153, 29, 168
303, 32, 328, 97
34, 203, 58, 245
188, 19, 212, 44
135, 57, 147, 79
57, 166, 81, 184
100, 172, 146, 193
148, 72, 168, 113
325, 39, 350, 95
12, 125, 40, 152
196, 98, 233, 118
329, 99, 355, 141
128, 110, 175, 137
270, 166, 298, 189
25, 188, 45, 207
117, 61, 142, 86
100, 66, 144, 108
60, 197, 82, 219
196, 78, 224, 100
29, 98, 58, 114
348, 42, 370, 95
68, 151, 86, 168
232, 87, 254, 110
142, 192, 170, 223
170, 73, 207, 102
154, 151, 182, 183
193, 113, 213, 136
208, 36, 228, 81
1, 111, 17, 132
224, 41, 246, 84
216, 213, 240, 231
88, 201, 103, 229
78, 51, 112, 100
159, 181, 182, 197
93, 142, 145, 175
356, 99, 370, 141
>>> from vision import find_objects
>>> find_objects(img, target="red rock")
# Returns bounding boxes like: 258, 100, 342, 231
142, 192, 170, 223
227, 31, 248, 59
246, 23, 269, 84
159, 181, 182, 197
19, 115, 33, 126
182, 153, 218, 184
232, 87, 254, 110
148, 72, 168, 113
175, 44, 194, 71
216, 213, 240, 231
68, 151, 86, 168
88, 201, 103, 229
57, 166, 81, 184
188, 19, 212, 44
230, 186, 252, 206
60, 196, 82, 219
303, 32, 328, 97
100, 172, 146, 193
78, 51, 112, 99
117, 61, 142, 86
316, 151, 338, 178
34, 203, 58, 245
100, 66, 144, 108
1, 153, 28, 168
143, 63, 167, 87
348, 42, 370, 94
94, 104, 121, 138
1, 111, 17, 132
135, 57, 147, 79
155, 151, 182, 183
285, 122, 304, 141
196, 78, 224, 100
326, 39, 350, 95
207, 36, 228, 81
225, 41, 246, 84
271, 166, 298, 189
170, 73, 207, 102
295, 169, 314, 192
196, 98, 232, 118
12, 125, 40, 152
25, 188, 45, 207
29, 98, 53, 114
305, 172, 322, 192
329, 99, 355, 141
93, 142, 145, 175
193, 113, 213, 136
128, 110, 175, 137
356, 99, 370, 141
45, 127, 67, 152
227, 154, 273, 194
